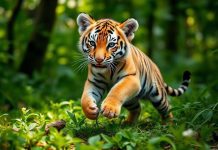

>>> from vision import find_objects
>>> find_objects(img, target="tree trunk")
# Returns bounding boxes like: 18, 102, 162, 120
147, 0, 156, 58
19, 0, 58, 76
7, 0, 23, 65
166, 0, 178, 52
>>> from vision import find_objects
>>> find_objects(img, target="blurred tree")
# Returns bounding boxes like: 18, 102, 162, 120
166, 0, 178, 52
147, 0, 156, 58
19, 0, 58, 76
6, 0, 23, 65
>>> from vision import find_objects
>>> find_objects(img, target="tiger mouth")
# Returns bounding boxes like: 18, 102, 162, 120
92, 64, 107, 68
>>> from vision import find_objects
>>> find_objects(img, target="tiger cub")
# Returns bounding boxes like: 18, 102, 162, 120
76, 13, 191, 123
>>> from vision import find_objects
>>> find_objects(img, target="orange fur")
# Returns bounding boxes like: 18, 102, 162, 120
76, 13, 191, 124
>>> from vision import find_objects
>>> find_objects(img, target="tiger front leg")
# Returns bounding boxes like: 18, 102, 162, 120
81, 98, 99, 120
101, 76, 140, 119
81, 80, 104, 120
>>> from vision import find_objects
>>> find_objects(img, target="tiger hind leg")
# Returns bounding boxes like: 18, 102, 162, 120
149, 91, 173, 124
123, 101, 141, 124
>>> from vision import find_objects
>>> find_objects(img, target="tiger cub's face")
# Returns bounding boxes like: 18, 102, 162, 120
77, 13, 139, 68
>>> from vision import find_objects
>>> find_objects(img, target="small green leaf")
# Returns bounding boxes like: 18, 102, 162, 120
21, 107, 30, 115
126, 145, 134, 150
88, 135, 101, 145
14, 118, 22, 122
67, 111, 78, 125
72, 137, 84, 143
117, 130, 133, 139
26, 113, 39, 119
101, 134, 114, 144
148, 136, 176, 150
78, 117, 86, 126
102, 143, 114, 149
202, 110, 213, 120
0, 114, 8, 118
191, 109, 208, 123
28, 123, 37, 130
113, 132, 122, 142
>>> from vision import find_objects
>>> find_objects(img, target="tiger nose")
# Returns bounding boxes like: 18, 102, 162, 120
95, 57, 104, 63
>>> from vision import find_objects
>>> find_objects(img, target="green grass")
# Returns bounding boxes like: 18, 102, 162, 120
1, 83, 218, 150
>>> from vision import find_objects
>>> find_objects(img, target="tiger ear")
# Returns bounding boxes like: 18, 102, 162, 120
77, 13, 95, 35
119, 18, 139, 41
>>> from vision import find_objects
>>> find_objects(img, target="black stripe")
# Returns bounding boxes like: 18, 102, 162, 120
120, 41, 123, 49
93, 91, 103, 99
137, 89, 145, 99
88, 79, 103, 90
96, 25, 101, 30
159, 104, 168, 113
124, 43, 127, 50
124, 102, 140, 111
95, 29, 101, 33
97, 73, 106, 79
108, 30, 113, 34
117, 61, 126, 74
165, 85, 168, 90
116, 51, 124, 56
148, 85, 154, 94
117, 73, 136, 81
152, 100, 162, 107
151, 89, 163, 100
136, 75, 147, 98
128, 104, 140, 111
98, 91, 103, 99
123, 101, 135, 108
167, 86, 171, 92
183, 71, 191, 80
92, 92, 99, 97
82, 38, 88, 53
93, 78, 107, 86
82, 38, 85, 46
109, 27, 114, 31
117, 36, 120, 41
110, 69, 114, 80
180, 86, 186, 91
88, 32, 91, 38
91, 69, 97, 77
151, 89, 159, 97
111, 53, 115, 58
182, 81, 189, 86
171, 90, 176, 96
97, 90, 103, 99
177, 90, 182, 96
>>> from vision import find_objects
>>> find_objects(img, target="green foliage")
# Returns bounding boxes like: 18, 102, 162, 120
1, 86, 217, 149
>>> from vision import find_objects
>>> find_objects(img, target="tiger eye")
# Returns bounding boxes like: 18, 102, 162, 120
108, 42, 116, 48
89, 41, 96, 47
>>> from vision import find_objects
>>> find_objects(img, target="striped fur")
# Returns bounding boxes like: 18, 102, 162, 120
164, 71, 191, 96
76, 13, 191, 123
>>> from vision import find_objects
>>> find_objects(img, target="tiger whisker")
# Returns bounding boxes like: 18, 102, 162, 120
73, 61, 88, 72
72, 59, 88, 68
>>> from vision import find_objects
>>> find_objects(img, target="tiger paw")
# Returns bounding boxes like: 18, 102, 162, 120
101, 102, 121, 119
82, 102, 99, 120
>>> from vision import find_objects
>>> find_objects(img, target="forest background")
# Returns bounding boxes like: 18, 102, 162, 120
0, 0, 217, 149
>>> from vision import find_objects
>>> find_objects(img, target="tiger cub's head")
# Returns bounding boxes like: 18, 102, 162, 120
77, 13, 138, 68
